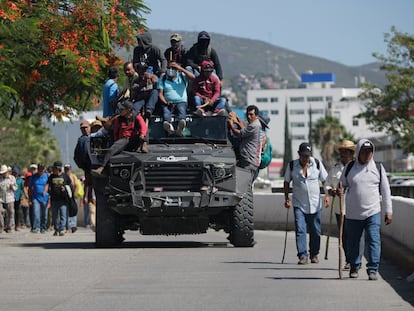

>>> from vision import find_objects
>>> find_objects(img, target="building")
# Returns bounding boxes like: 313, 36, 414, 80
247, 72, 384, 160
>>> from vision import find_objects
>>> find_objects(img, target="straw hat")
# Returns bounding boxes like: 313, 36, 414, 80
0, 164, 8, 174
335, 139, 356, 152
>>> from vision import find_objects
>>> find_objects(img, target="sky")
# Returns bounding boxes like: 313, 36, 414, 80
142, 0, 414, 66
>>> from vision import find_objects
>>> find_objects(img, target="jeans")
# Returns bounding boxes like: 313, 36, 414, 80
335, 213, 364, 264
294, 207, 321, 259
32, 199, 48, 231
68, 216, 77, 229
132, 89, 159, 115
163, 101, 187, 122
194, 96, 226, 112
346, 212, 381, 273
51, 201, 67, 232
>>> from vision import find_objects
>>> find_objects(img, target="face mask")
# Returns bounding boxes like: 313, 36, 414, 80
166, 69, 177, 78
170, 41, 180, 50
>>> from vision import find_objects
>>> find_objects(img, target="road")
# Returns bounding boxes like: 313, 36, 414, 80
0, 228, 413, 311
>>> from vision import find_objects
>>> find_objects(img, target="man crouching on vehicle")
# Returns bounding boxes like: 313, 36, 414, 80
92, 100, 148, 176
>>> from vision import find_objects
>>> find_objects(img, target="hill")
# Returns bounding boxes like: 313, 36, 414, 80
121, 29, 387, 88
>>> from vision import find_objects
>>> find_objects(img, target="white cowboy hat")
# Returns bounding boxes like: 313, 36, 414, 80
0, 164, 8, 174
335, 139, 356, 152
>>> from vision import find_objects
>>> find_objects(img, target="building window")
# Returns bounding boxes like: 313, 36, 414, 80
289, 109, 305, 115
291, 122, 305, 127
256, 97, 268, 103
325, 96, 333, 102
290, 97, 305, 102
270, 97, 278, 103
352, 119, 359, 126
271, 110, 279, 115
310, 108, 324, 114
307, 96, 324, 102
292, 135, 306, 140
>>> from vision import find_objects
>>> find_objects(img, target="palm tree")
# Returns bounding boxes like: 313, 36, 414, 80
311, 116, 354, 171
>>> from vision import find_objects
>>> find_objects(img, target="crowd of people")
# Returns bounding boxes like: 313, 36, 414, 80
0, 162, 93, 236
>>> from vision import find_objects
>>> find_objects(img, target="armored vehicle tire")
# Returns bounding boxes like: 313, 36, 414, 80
229, 188, 254, 247
95, 192, 123, 248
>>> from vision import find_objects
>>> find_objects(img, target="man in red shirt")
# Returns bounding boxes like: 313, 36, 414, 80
92, 100, 147, 175
192, 60, 226, 116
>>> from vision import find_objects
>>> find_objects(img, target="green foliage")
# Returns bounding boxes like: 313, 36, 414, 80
0, 0, 149, 120
0, 116, 60, 169
311, 116, 354, 171
358, 27, 414, 154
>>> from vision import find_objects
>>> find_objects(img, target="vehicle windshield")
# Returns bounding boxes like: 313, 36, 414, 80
149, 115, 229, 144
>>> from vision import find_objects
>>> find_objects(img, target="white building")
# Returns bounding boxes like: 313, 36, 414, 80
247, 72, 384, 159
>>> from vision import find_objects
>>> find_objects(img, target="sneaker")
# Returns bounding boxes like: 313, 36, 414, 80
368, 272, 378, 281
163, 121, 174, 135
140, 142, 148, 153
298, 257, 309, 265
350, 270, 359, 278
91, 166, 104, 176
59, 231, 65, 236
30, 229, 39, 234
193, 108, 206, 117
310, 255, 319, 264
40, 229, 46, 234
212, 108, 226, 116
176, 120, 186, 136
71, 227, 77, 233
53, 231, 58, 236
343, 263, 351, 270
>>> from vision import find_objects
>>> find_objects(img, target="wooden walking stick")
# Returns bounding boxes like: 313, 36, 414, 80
338, 182, 344, 279
281, 207, 289, 264
324, 196, 335, 260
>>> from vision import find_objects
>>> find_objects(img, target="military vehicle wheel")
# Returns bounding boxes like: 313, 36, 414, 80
95, 192, 123, 248
229, 187, 254, 247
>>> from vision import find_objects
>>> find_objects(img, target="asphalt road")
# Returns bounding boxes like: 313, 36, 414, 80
0, 228, 413, 311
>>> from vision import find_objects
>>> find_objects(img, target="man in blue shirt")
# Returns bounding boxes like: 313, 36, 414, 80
284, 142, 329, 264
102, 67, 120, 117
28, 164, 49, 233
158, 61, 195, 136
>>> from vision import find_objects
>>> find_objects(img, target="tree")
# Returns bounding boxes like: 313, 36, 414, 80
0, 0, 149, 120
311, 116, 353, 171
280, 103, 292, 177
0, 116, 60, 168
358, 27, 414, 154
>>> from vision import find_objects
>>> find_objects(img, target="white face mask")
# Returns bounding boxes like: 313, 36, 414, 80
166, 69, 177, 78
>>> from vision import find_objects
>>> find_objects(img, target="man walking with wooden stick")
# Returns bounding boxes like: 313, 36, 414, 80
325, 140, 356, 269
284, 142, 329, 265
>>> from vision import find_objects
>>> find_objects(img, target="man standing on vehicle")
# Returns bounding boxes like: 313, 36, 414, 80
227, 105, 262, 184
339, 139, 392, 280
284, 142, 329, 265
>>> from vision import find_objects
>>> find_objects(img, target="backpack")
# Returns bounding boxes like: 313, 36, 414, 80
344, 159, 382, 193
289, 158, 320, 171
259, 136, 272, 169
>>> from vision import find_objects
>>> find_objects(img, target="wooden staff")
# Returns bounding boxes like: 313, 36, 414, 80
324, 196, 335, 260
338, 182, 344, 279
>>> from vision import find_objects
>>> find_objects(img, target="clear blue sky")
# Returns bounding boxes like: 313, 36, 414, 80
142, 0, 414, 66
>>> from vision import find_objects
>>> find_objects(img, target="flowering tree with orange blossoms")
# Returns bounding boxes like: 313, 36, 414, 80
0, 0, 149, 120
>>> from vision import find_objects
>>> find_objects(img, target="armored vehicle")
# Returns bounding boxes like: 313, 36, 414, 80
91, 115, 254, 247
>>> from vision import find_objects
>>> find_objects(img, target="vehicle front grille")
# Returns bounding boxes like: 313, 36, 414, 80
144, 163, 204, 192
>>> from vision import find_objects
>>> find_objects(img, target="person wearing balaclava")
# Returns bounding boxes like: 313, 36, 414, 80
133, 31, 167, 77
164, 33, 187, 66
185, 31, 223, 81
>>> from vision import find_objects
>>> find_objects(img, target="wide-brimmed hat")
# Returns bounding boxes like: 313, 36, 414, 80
335, 139, 356, 152
0, 164, 8, 174
90, 120, 103, 128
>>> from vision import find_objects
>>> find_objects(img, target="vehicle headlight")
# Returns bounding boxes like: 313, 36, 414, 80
210, 164, 233, 180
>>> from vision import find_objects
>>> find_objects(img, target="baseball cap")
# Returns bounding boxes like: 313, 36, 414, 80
118, 100, 133, 110
361, 141, 374, 151
29, 164, 38, 169
80, 120, 90, 128
201, 60, 214, 72
53, 161, 63, 168
170, 33, 182, 42
64, 164, 71, 169
298, 142, 312, 156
